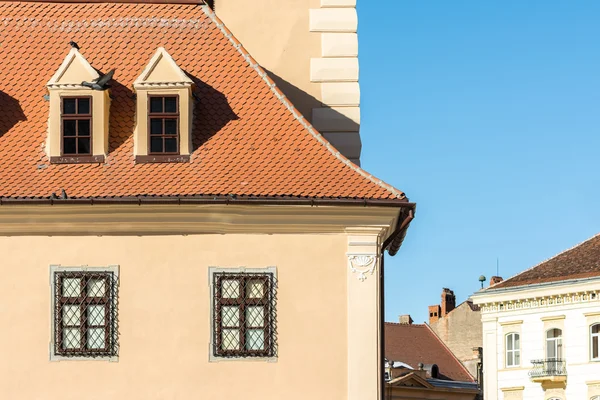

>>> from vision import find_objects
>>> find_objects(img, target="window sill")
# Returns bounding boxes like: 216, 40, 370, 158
135, 155, 190, 163
50, 155, 105, 164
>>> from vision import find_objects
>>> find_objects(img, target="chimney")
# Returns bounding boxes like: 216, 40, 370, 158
490, 276, 504, 286
399, 314, 413, 325
441, 288, 456, 317
428, 305, 441, 324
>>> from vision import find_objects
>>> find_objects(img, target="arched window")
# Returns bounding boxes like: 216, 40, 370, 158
591, 324, 600, 361
591, 396, 600, 400
546, 328, 563, 360
505, 332, 520, 367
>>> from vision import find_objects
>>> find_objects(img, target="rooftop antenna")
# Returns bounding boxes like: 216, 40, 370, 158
478, 275, 486, 289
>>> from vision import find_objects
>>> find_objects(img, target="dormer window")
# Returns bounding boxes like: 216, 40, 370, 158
61, 97, 92, 155
149, 95, 179, 154
133, 47, 193, 163
46, 47, 110, 164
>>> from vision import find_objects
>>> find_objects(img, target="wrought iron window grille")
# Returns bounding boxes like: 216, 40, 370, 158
212, 271, 278, 358
53, 270, 119, 358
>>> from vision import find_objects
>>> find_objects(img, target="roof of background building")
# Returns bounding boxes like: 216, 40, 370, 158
384, 323, 474, 382
490, 233, 600, 289
0, 1, 406, 202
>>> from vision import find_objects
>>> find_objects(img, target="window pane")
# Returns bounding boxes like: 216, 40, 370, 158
547, 339, 556, 359
506, 351, 513, 366
78, 138, 91, 154
63, 120, 77, 136
150, 97, 163, 113
514, 334, 520, 349
506, 334, 513, 350
88, 279, 106, 297
63, 98, 76, 114
87, 328, 105, 349
63, 305, 81, 326
222, 306, 240, 328
165, 138, 177, 153
247, 306, 265, 328
164, 119, 177, 135
78, 98, 90, 114
246, 280, 264, 299
514, 350, 520, 366
221, 280, 240, 298
593, 336, 598, 359
88, 305, 105, 326
63, 138, 76, 154
222, 329, 240, 350
150, 137, 163, 153
150, 118, 163, 135
246, 329, 264, 350
164, 97, 177, 113
63, 328, 81, 349
78, 119, 90, 136
593, 324, 600, 334
62, 278, 81, 297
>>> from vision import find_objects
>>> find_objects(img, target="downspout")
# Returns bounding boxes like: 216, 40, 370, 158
379, 209, 414, 399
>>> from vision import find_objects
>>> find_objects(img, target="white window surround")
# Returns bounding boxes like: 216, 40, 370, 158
505, 332, 521, 368
592, 323, 600, 361
49, 265, 119, 362
208, 266, 277, 363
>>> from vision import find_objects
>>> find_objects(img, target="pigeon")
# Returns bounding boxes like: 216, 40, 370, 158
81, 69, 115, 90
69, 41, 80, 50
60, 189, 68, 200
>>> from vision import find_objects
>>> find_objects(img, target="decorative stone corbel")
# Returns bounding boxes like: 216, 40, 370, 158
347, 253, 377, 282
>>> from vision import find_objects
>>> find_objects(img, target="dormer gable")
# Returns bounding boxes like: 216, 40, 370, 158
46, 47, 111, 164
47, 48, 99, 88
133, 47, 194, 163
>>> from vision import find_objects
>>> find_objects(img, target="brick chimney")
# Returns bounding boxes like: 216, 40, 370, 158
399, 315, 413, 325
428, 305, 441, 324
490, 276, 504, 286
441, 288, 456, 317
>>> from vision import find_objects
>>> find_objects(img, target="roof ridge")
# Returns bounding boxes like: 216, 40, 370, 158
424, 324, 475, 381
200, 5, 406, 201
487, 232, 600, 290
385, 322, 427, 327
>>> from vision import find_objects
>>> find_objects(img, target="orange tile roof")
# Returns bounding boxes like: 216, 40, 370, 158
0, 1, 406, 201
490, 233, 600, 289
385, 323, 474, 382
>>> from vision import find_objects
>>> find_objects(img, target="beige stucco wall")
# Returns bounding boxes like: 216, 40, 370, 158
215, 0, 323, 120
0, 233, 349, 400
429, 302, 482, 378
215, 0, 362, 164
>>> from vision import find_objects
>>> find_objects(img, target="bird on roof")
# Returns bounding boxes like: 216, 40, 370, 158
82, 69, 115, 91
69, 41, 80, 50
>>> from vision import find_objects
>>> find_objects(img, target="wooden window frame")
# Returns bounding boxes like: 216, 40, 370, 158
505, 332, 520, 367
51, 267, 118, 360
211, 269, 277, 359
60, 96, 93, 156
147, 94, 180, 155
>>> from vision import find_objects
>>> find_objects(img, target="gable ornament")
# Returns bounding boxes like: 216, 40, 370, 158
348, 254, 377, 282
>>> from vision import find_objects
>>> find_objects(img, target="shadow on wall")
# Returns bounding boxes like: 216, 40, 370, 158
265, 69, 361, 163
187, 71, 238, 151
0, 90, 26, 137
109, 78, 135, 153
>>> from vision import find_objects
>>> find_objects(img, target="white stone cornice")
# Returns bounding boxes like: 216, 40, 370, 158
479, 290, 600, 314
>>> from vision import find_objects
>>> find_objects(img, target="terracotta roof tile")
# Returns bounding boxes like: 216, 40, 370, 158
385, 323, 474, 382
0, 2, 405, 200
491, 233, 600, 289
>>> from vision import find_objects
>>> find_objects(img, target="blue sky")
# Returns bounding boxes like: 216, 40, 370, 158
356, 1, 600, 323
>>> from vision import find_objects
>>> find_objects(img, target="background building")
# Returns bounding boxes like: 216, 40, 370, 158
472, 233, 600, 400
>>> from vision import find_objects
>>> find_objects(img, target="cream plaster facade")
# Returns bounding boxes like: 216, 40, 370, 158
472, 278, 600, 400
0, 204, 398, 400
215, 0, 362, 164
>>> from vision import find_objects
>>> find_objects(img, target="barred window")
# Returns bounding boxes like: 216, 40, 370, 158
52, 267, 118, 359
211, 269, 277, 359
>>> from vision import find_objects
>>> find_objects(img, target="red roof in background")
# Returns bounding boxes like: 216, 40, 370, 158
385, 323, 474, 382
490, 233, 600, 289
0, 2, 405, 201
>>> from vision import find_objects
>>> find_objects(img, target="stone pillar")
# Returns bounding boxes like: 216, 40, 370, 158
347, 229, 382, 400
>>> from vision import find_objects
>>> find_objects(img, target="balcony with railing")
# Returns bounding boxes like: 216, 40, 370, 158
529, 359, 567, 385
